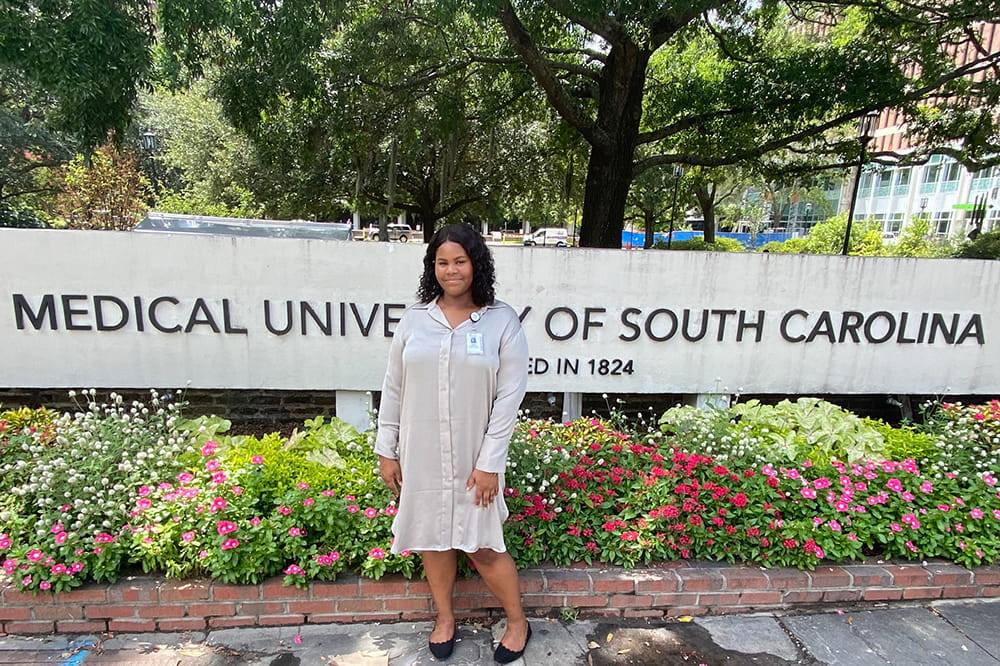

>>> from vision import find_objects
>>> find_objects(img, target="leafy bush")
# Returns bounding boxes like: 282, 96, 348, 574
0, 201, 50, 228
954, 230, 1000, 260
652, 236, 744, 252
3, 393, 1000, 591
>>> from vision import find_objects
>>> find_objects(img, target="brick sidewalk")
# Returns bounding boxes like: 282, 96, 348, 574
2, 560, 999, 635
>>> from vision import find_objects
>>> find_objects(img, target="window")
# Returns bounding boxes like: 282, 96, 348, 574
892, 168, 911, 196
920, 156, 944, 194
887, 213, 903, 233
933, 211, 952, 236
875, 170, 892, 197
859, 171, 875, 197
940, 161, 962, 193
971, 166, 998, 192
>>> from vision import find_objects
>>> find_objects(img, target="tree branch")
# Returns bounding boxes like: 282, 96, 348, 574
494, 0, 607, 148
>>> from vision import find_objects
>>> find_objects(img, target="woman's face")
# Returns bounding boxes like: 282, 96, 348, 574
434, 241, 474, 300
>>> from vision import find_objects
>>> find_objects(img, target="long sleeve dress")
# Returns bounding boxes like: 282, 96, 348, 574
374, 299, 529, 554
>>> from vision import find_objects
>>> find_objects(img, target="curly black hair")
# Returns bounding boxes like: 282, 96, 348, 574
417, 224, 496, 306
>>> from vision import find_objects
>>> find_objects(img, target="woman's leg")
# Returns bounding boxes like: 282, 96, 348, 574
421, 550, 458, 641
468, 548, 529, 650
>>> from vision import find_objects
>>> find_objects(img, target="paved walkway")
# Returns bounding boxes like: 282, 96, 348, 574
2, 598, 999, 665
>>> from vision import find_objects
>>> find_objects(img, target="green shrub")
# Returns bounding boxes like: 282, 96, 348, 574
954, 230, 1000, 259
652, 236, 744, 252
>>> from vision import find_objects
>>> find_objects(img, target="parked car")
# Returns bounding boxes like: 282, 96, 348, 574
365, 223, 413, 242
523, 227, 570, 246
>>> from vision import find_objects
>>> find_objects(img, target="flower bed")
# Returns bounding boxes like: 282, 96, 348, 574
1, 392, 999, 595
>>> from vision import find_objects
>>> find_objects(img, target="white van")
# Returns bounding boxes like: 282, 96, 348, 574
523, 227, 570, 246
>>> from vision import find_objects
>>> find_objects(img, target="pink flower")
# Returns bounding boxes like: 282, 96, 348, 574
70, 562, 84, 573
834, 500, 850, 512
232, 486, 242, 495
54, 532, 67, 545
198, 550, 209, 559
385, 505, 398, 516
303, 498, 314, 507
136, 498, 152, 511
368, 548, 387, 559
0, 535, 10, 550
285, 564, 304, 575
211, 472, 227, 484
329, 551, 340, 561
201, 441, 218, 457
322, 489, 336, 496
216, 521, 238, 535
251, 455, 264, 464
813, 478, 831, 489
205, 459, 220, 472
250, 517, 262, 526
50, 522, 64, 534
278, 506, 292, 515
51, 563, 67, 575
970, 509, 984, 519
800, 487, 817, 499
182, 531, 196, 542
220, 539, 240, 550
297, 482, 310, 490
177, 472, 194, 483
289, 527, 304, 537
890, 523, 903, 532
828, 520, 842, 531
27, 549, 43, 561
901, 492, 915, 502
39, 580, 51, 590
21, 575, 31, 586
347, 505, 360, 513
138, 486, 152, 496
984, 475, 997, 487
95, 532, 115, 543
364, 508, 378, 519
919, 481, 934, 493
293, 636, 303, 644
212, 497, 228, 510
886, 478, 903, 492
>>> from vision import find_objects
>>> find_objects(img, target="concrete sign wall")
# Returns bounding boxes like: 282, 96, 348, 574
2, 229, 998, 394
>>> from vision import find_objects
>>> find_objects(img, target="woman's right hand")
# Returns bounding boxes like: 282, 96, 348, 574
378, 456, 402, 497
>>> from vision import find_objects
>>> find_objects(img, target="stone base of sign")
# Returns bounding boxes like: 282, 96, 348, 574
1, 561, 997, 635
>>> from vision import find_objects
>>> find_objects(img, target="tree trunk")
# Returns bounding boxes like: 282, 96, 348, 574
642, 208, 656, 249
578, 45, 650, 249
695, 186, 717, 244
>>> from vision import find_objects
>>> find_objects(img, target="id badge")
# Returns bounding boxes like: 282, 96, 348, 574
466, 332, 484, 355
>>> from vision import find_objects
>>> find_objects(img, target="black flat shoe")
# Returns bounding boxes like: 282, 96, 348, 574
429, 625, 456, 660
494, 623, 531, 664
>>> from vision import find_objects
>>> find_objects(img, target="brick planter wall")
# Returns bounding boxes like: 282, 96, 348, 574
2, 561, 999, 635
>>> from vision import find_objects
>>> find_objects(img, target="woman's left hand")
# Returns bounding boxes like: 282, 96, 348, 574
467, 469, 499, 508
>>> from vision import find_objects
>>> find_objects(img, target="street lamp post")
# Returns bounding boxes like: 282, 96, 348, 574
841, 111, 879, 256
667, 165, 684, 249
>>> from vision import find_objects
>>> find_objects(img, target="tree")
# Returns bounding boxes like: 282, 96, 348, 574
0, 0, 154, 150
47, 145, 151, 230
484, 1, 1000, 246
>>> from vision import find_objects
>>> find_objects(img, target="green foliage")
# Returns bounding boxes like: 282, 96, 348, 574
893, 217, 954, 258
4, 396, 1000, 590
653, 236, 744, 252
0, 202, 50, 228
954, 230, 1000, 260
0, 406, 59, 431
659, 398, 888, 465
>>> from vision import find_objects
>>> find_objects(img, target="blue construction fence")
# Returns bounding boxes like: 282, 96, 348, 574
621, 230, 793, 250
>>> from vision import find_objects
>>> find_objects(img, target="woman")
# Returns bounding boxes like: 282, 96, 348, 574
375, 224, 531, 663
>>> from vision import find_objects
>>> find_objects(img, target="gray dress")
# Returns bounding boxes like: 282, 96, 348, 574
374, 299, 529, 553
